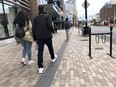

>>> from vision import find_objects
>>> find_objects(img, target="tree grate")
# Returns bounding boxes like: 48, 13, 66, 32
80, 39, 88, 41
94, 47, 104, 50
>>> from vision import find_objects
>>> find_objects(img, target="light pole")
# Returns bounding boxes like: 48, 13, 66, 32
84, 0, 88, 36
85, 0, 87, 30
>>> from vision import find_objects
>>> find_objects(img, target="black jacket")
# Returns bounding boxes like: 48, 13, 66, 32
32, 12, 54, 40
64, 20, 70, 29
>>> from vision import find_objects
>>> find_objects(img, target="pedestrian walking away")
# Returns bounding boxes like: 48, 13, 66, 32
32, 5, 57, 74
64, 17, 71, 40
13, 10, 34, 65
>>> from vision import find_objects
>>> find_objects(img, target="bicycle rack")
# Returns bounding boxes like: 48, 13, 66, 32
89, 26, 114, 59
95, 34, 106, 44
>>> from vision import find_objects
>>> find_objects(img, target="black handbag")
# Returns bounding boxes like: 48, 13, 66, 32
15, 25, 29, 38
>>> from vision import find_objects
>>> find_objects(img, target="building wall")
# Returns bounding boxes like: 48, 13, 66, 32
95, 13, 100, 22
29, 0, 38, 21
65, 0, 77, 26
100, 4, 116, 21
0, 0, 38, 40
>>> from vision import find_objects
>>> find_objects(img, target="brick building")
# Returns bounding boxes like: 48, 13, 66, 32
100, 4, 116, 21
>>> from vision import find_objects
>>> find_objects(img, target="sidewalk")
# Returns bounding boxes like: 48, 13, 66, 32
0, 38, 15, 47
50, 29, 116, 87
0, 28, 116, 87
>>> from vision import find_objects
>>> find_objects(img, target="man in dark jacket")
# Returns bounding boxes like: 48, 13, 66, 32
32, 5, 57, 74
64, 17, 71, 40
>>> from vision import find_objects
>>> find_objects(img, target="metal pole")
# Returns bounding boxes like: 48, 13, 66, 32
110, 26, 113, 56
89, 27, 91, 58
85, 0, 88, 34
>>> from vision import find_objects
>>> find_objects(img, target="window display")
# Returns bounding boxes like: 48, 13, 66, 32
4, 4, 15, 36
0, 3, 6, 38
0, 2, 15, 39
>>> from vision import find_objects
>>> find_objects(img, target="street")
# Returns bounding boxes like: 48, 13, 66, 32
91, 26, 116, 45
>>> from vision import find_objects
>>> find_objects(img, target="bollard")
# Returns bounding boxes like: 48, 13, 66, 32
89, 27, 92, 58
109, 26, 113, 57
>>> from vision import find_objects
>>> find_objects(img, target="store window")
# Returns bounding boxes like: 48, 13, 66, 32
4, 4, 15, 37
0, 3, 6, 38
39, 0, 47, 5
0, 2, 15, 39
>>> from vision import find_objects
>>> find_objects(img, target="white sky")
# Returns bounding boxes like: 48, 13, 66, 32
76, 0, 110, 20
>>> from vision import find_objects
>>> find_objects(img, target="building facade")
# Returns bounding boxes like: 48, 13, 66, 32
0, 0, 65, 40
39, 0, 64, 29
100, 2, 116, 21
95, 13, 101, 22
0, 0, 38, 40
0, 0, 64, 40
65, 0, 77, 26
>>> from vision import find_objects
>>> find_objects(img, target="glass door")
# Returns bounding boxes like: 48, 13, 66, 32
0, 3, 6, 38
4, 4, 15, 37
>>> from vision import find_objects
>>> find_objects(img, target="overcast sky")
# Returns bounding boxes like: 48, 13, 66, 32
76, 0, 110, 20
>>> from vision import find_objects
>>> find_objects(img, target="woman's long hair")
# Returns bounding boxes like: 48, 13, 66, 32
13, 10, 29, 27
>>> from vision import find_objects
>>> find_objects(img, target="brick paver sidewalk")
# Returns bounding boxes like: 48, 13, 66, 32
0, 30, 65, 87
50, 29, 116, 87
0, 28, 116, 87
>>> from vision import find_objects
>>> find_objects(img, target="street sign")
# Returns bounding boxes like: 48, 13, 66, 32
82, 1, 90, 9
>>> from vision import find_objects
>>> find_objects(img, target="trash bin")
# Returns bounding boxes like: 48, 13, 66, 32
82, 26, 90, 36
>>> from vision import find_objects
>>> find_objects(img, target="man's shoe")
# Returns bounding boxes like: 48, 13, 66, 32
21, 58, 26, 65
39, 68, 44, 74
28, 60, 34, 65
52, 54, 57, 62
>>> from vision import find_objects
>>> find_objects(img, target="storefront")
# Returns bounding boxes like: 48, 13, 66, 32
0, 1, 15, 39
0, 0, 36, 40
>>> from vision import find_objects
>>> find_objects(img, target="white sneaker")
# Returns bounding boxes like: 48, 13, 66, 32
28, 60, 34, 65
39, 68, 44, 74
52, 54, 57, 62
21, 58, 26, 65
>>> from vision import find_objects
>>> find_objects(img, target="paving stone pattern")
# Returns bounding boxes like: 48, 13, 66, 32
0, 28, 116, 87
0, 30, 66, 87
50, 29, 116, 87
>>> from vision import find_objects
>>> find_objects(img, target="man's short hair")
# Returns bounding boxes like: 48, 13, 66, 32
38, 5, 44, 12
66, 18, 68, 21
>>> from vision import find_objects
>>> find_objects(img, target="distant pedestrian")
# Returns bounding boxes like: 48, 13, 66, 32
77, 23, 80, 29
32, 5, 57, 74
64, 17, 71, 40
13, 10, 34, 65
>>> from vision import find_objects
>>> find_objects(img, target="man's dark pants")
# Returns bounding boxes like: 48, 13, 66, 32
37, 38, 55, 68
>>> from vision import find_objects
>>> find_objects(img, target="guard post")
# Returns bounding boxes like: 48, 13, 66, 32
109, 26, 113, 57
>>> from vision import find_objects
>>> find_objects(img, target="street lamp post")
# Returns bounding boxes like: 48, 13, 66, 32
81, 0, 89, 36
85, 0, 88, 31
